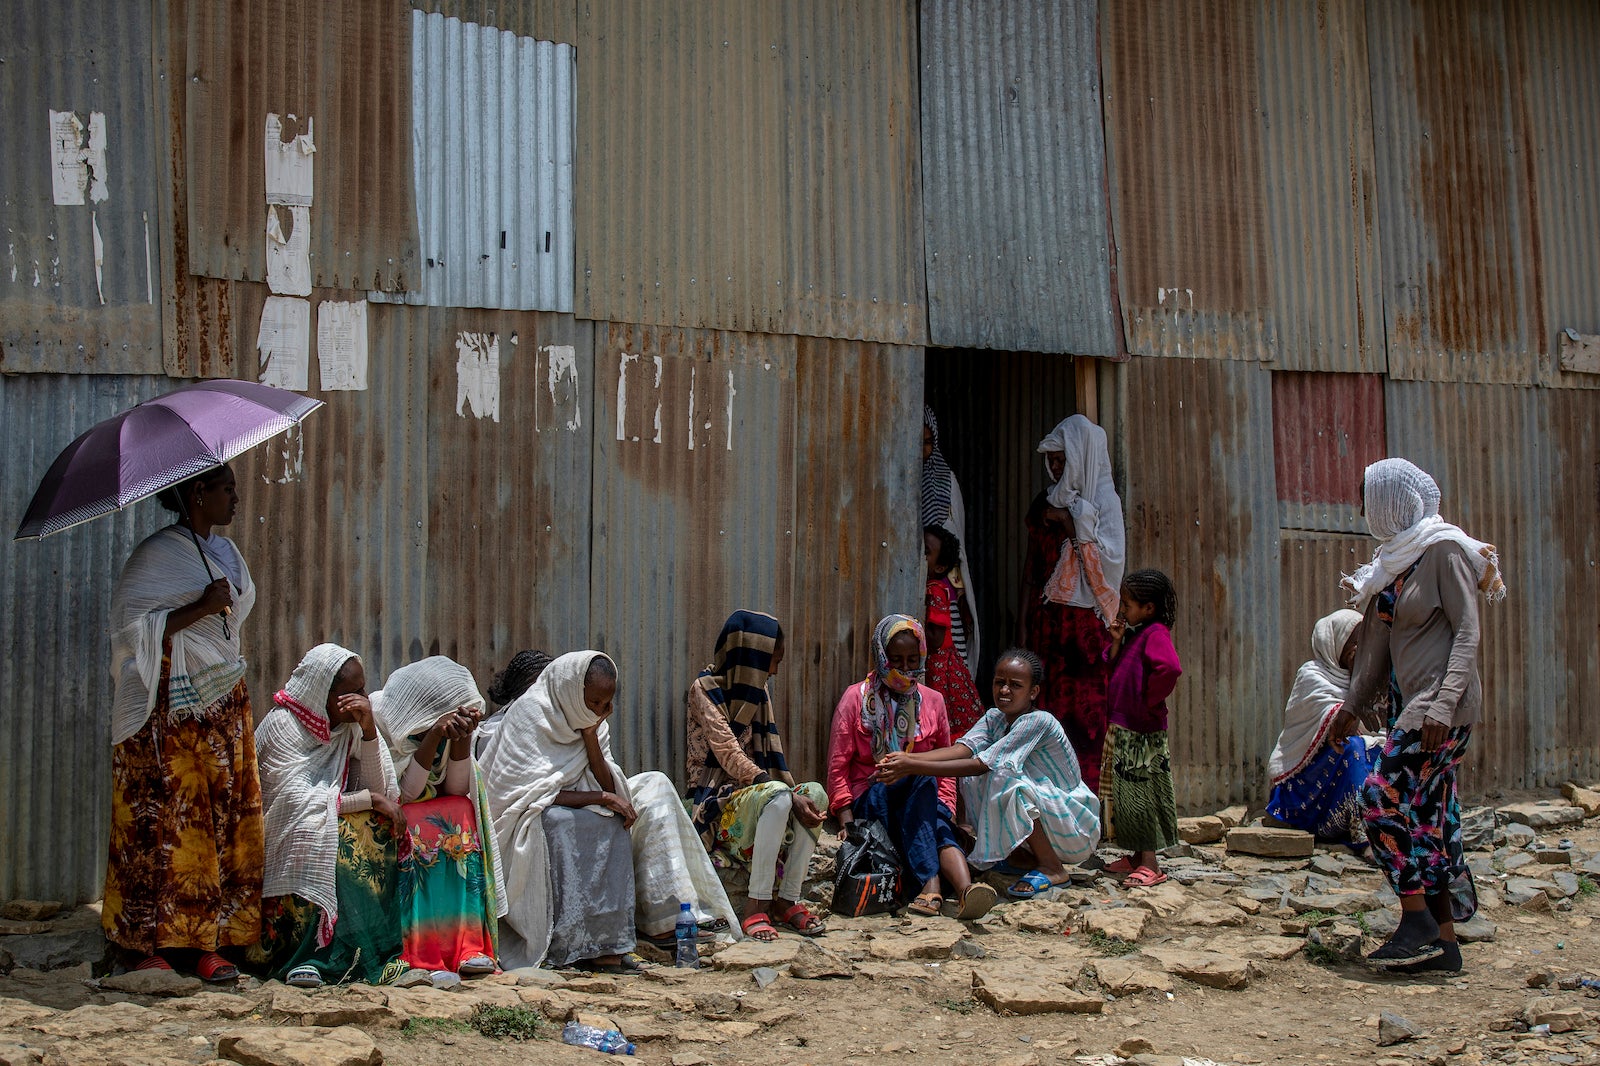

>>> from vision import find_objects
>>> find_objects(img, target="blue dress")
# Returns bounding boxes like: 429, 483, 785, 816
1266, 736, 1377, 847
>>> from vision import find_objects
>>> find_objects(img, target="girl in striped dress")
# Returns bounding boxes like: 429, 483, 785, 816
872, 648, 1100, 902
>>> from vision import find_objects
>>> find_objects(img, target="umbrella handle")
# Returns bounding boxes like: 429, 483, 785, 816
176, 495, 232, 640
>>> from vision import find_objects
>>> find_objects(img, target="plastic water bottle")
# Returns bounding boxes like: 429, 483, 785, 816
561, 1021, 635, 1055
674, 901, 700, 969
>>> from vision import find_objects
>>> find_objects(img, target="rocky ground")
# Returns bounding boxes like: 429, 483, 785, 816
2, 785, 1599, 1066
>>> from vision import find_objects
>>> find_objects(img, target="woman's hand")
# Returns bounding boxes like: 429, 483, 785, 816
600, 791, 638, 829
198, 577, 234, 617
339, 693, 377, 739
371, 795, 405, 828
836, 812, 854, 842
1326, 707, 1358, 745
1419, 718, 1449, 752
1045, 505, 1077, 539
443, 706, 479, 740
874, 752, 915, 785
792, 792, 826, 828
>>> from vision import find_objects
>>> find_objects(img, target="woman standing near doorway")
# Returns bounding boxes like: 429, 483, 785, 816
922, 405, 980, 675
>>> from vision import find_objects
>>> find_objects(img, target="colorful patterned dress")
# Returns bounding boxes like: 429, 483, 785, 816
398, 785, 497, 972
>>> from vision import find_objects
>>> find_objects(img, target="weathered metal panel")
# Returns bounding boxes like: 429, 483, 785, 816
1, 373, 171, 903
370, 12, 574, 312
1507, 1, 1600, 391
1258, 0, 1386, 373
1121, 356, 1282, 811
918, 0, 1118, 355
0, 1, 166, 373
576, 0, 927, 345
1102, 0, 1275, 362
1366, 0, 1541, 385
184, 0, 419, 292
1385, 380, 1600, 794
1278, 531, 1371, 703
411, 0, 577, 45
1272, 371, 1387, 533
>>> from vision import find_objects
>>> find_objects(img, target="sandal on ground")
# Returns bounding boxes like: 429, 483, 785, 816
1387, 940, 1461, 975
1367, 909, 1444, 967
700, 917, 731, 935
134, 954, 174, 972
1007, 870, 1062, 899
195, 952, 240, 983
457, 954, 497, 976
285, 964, 323, 989
907, 893, 943, 917
956, 883, 998, 920
741, 911, 780, 942
1122, 866, 1168, 888
772, 901, 827, 937
1101, 856, 1136, 876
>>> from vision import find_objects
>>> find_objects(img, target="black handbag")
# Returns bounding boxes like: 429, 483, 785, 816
832, 819, 903, 917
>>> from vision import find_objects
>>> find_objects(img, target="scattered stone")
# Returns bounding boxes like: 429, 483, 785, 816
1226, 827, 1315, 858
1174, 901, 1249, 928
950, 939, 987, 959
671, 1055, 711, 1066
1091, 959, 1174, 996
1517, 891, 1554, 914
1378, 1011, 1425, 1046
971, 968, 1103, 1015
1229, 896, 1263, 916
166, 991, 259, 1018
1308, 855, 1346, 877
391, 969, 431, 989
1215, 806, 1249, 828
788, 940, 853, 979
382, 986, 475, 1023
1559, 783, 1600, 818
1526, 970, 1553, 988
1550, 871, 1581, 898
1207, 935, 1304, 962
1536, 849, 1573, 865
269, 986, 398, 1028
1178, 817, 1225, 845
1118, 1038, 1156, 1057
1523, 998, 1586, 1033
504, 966, 561, 987
867, 918, 967, 961
0, 947, 11, 975
1083, 907, 1149, 943
0, 908, 111, 973
751, 966, 780, 989
1461, 807, 1497, 851
0, 997, 57, 1027
215, 1025, 381, 1066
1139, 947, 1255, 990
1502, 853, 1537, 872
0, 902, 63, 923
1001, 898, 1075, 934
674, 1021, 762, 1042
30, 1003, 156, 1037
1504, 878, 1560, 905
1502, 825, 1538, 849
428, 971, 460, 990
711, 938, 801, 970
39, 1041, 195, 1066
1498, 803, 1584, 830
0, 922, 53, 936
1289, 892, 1383, 915
693, 991, 741, 1021
1127, 882, 1189, 919
99, 970, 203, 997
1168, 868, 1244, 888
0, 1044, 42, 1066
1309, 923, 1363, 962
514, 987, 576, 1021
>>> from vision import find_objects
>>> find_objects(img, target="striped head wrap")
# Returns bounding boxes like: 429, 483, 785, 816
921, 404, 954, 529
693, 611, 792, 787
860, 614, 925, 761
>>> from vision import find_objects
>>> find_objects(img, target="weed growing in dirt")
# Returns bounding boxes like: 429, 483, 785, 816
1354, 911, 1372, 935
1578, 875, 1598, 898
1088, 931, 1139, 957
1296, 910, 1339, 925
402, 1017, 473, 1039
1304, 941, 1342, 967
470, 1004, 546, 1042
936, 998, 977, 1015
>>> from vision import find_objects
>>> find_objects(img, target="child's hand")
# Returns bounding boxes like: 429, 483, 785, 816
874, 752, 913, 784
1108, 616, 1127, 641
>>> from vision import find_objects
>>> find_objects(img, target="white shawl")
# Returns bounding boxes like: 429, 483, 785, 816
479, 651, 631, 968
108, 525, 257, 743
1345, 457, 1506, 611
256, 643, 399, 945
372, 656, 508, 919
1267, 610, 1372, 784
1037, 415, 1126, 625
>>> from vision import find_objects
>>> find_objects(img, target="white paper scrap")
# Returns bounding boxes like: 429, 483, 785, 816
265, 113, 315, 206
265, 204, 312, 296
455, 332, 501, 422
256, 296, 311, 392
91, 210, 105, 304
49, 110, 108, 206
317, 300, 369, 391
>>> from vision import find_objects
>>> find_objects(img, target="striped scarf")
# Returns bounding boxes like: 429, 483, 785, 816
693, 611, 792, 790
921, 405, 954, 528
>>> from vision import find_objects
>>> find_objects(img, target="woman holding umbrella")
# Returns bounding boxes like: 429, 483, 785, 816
102, 463, 264, 981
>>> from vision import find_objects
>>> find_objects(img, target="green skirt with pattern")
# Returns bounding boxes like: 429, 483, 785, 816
1107, 725, 1179, 853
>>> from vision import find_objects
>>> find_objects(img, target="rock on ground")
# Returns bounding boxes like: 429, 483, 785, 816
971, 968, 1103, 1016
1178, 817, 1225, 845
98, 970, 204, 997
30, 1002, 157, 1037
0, 902, 63, 922
1215, 806, 1249, 828
1377, 1010, 1425, 1046
40, 1040, 198, 1066
1084, 907, 1149, 942
711, 938, 802, 970
788, 940, 853, 979
1128, 882, 1189, 918
1226, 827, 1315, 858
1000, 899, 1075, 934
1560, 783, 1600, 817
1139, 947, 1255, 990
1174, 901, 1249, 927
1456, 915, 1497, 942
1498, 802, 1584, 830
215, 1026, 382, 1066
268, 986, 398, 1028
866, 918, 967, 961
0, 1043, 42, 1066
1091, 959, 1175, 995
382, 986, 475, 1023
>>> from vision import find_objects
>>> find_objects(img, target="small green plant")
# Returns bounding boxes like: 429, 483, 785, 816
1577, 875, 1598, 898
470, 1004, 546, 1042
1087, 931, 1139, 957
1303, 940, 1342, 967
1295, 909, 1339, 925
1491, 858, 1507, 875
935, 997, 977, 1015
402, 1017, 473, 1039
1354, 911, 1372, 935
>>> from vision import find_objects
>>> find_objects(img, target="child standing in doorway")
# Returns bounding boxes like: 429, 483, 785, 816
924, 526, 985, 736
1103, 569, 1183, 887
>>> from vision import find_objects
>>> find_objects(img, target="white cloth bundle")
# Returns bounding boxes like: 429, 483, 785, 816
109, 525, 257, 743
1267, 610, 1377, 783
1037, 415, 1126, 624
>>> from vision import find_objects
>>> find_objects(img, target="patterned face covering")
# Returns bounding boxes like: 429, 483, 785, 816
860, 614, 926, 760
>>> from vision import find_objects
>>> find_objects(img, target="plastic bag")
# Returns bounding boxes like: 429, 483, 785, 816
832, 818, 902, 917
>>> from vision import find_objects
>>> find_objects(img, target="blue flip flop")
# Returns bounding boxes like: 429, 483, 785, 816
1007, 870, 1055, 899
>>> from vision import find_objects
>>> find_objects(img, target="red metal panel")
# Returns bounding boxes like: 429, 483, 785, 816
1272, 371, 1386, 532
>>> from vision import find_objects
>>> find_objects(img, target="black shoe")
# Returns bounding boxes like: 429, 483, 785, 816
1367, 908, 1443, 966
1387, 940, 1462, 974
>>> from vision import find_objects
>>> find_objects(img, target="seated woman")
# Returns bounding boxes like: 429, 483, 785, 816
373, 657, 506, 976
687, 611, 828, 941
1266, 609, 1379, 847
479, 651, 638, 972
875, 648, 1099, 901
476, 650, 554, 757
253, 644, 407, 988
827, 615, 978, 918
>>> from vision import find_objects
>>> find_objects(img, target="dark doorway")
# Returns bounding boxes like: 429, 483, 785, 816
923, 350, 1079, 690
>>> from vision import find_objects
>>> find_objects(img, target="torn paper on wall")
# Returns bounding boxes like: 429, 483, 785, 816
265, 113, 315, 206
49, 109, 108, 206
317, 300, 369, 391
455, 332, 501, 422
540, 344, 581, 431
91, 211, 105, 305
265, 204, 312, 296
257, 295, 311, 391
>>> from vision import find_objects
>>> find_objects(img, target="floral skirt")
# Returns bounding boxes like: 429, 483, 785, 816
927, 647, 985, 736
692, 779, 826, 869
1107, 725, 1178, 852
102, 668, 264, 955
400, 794, 496, 972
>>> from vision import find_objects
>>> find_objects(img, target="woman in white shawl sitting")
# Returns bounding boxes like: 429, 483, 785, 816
373, 657, 506, 977
252, 643, 407, 988
1265, 609, 1379, 848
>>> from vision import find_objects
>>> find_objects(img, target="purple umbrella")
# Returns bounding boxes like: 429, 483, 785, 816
14, 379, 323, 540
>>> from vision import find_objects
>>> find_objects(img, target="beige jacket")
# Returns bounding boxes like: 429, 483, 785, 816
1346, 541, 1483, 732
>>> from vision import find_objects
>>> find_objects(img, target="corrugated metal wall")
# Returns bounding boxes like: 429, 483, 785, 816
1278, 532, 1372, 699
918, 0, 1119, 356
1271, 371, 1387, 534
575, 0, 928, 345
411, 0, 577, 45
1, 373, 170, 902
0, 1, 167, 373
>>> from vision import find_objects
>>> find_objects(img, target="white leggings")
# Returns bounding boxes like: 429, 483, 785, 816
747, 790, 817, 902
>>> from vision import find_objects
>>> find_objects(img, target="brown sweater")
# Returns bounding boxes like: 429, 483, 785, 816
1346, 541, 1483, 732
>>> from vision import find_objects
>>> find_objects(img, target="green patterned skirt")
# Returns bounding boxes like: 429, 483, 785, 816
1107, 725, 1179, 852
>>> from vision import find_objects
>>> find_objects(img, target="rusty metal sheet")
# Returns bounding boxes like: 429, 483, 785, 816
576, 0, 927, 345
1278, 531, 1373, 702
184, 0, 419, 292
0, 372, 171, 903
410, 0, 577, 45
1366, 0, 1540, 385
0, 1, 166, 373
1103, 0, 1274, 361
1272, 371, 1387, 533
1121, 356, 1282, 810
918, 0, 1119, 355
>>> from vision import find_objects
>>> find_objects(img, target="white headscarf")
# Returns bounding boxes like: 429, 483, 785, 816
373, 657, 508, 920
1036, 415, 1126, 625
478, 651, 629, 968
256, 643, 398, 945
1268, 609, 1370, 783
1344, 458, 1506, 611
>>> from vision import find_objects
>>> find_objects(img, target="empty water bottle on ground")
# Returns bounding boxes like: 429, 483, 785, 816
561, 1021, 635, 1055
675, 901, 699, 968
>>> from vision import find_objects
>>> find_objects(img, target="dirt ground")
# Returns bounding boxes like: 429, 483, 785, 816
2, 799, 1598, 1066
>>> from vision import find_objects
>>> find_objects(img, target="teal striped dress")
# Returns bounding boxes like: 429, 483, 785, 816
959, 710, 1102, 865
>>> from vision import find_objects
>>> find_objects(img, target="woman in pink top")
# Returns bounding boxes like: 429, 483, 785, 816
827, 615, 975, 917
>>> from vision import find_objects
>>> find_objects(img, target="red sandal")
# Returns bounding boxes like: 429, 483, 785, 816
195, 951, 240, 983
134, 954, 173, 972
1122, 866, 1168, 888
772, 900, 827, 937
741, 911, 780, 942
